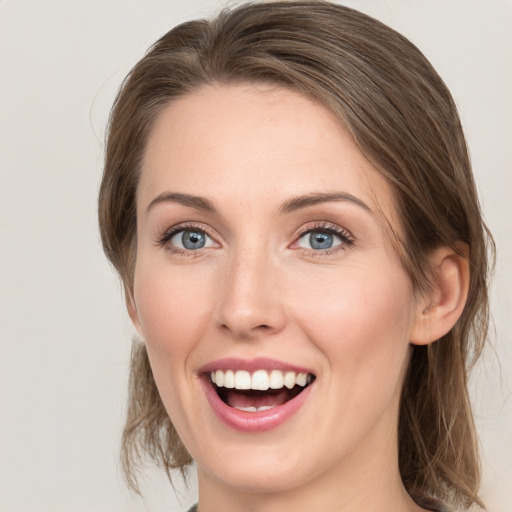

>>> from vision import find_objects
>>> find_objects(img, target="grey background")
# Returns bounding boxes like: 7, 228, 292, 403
0, 0, 510, 510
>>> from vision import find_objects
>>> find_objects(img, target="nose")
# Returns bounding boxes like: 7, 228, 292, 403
214, 248, 287, 340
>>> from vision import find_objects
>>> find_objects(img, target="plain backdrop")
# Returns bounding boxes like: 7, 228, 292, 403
0, 1, 510, 511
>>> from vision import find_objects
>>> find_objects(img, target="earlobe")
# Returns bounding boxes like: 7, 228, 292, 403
410, 244, 470, 346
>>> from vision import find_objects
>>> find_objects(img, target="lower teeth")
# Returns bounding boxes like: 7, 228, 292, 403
234, 405, 276, 412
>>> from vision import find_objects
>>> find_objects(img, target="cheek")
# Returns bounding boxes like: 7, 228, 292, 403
131, 262, 217, 436
291, 263, 415, 389
133, 262, 214, 368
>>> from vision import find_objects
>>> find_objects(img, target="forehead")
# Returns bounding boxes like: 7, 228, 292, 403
139, 83, 397, 222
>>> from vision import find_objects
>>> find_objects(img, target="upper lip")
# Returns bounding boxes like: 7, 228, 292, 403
198, 357, 315, 375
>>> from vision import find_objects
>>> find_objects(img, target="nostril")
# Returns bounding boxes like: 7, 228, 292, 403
219, 323, 272, 335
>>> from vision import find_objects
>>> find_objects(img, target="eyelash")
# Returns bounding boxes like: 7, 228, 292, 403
294, 222, 354, 256
156, 222, 216, 256
156, 221, 355, 256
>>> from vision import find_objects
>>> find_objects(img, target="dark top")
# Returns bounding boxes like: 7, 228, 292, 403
186, 497, 450, 512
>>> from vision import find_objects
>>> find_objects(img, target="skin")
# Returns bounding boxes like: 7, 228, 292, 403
128, 83, 467, 512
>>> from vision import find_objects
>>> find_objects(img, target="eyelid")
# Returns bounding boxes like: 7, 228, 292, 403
155, 220, 354, 254
290, 221, 355, 252
156, 222, 219, 249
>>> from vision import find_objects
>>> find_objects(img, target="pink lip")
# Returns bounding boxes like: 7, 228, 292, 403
198, 357, 313, 374
198, 358, 315, 433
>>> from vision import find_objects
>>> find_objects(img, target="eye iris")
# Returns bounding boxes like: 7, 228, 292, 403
310, 231, 333, 250
182, 230, 206, 250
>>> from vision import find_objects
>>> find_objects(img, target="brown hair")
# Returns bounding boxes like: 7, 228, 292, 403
98, 1, 494, 508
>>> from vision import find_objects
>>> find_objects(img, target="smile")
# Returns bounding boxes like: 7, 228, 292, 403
200, 359, 316, 431
211, 369, 313, 412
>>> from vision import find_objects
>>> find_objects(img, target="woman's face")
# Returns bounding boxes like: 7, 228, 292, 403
130, 84, 422, 494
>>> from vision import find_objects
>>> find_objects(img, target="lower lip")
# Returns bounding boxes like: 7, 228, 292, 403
200, 377, 313, 433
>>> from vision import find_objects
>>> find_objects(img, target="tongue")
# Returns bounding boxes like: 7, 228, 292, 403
224, 388, 293, 409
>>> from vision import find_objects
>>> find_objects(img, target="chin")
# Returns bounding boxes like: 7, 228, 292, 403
198, 452, 319, 495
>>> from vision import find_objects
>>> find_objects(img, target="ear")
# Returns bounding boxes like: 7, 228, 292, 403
125, 288, 143, 336
410, 243, 470, 345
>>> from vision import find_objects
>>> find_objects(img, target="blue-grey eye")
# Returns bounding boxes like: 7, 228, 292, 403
298, 230, 342, 250
170, 229, 215, 250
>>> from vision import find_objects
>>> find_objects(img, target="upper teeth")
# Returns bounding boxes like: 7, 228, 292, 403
210, 369, 312, 391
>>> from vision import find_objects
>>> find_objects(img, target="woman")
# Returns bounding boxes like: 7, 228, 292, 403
98, 1, 494, 511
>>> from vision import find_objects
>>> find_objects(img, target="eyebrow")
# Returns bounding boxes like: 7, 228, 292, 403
146, 191, 371, 215
146, 192, 217, 213
279, 192, 372, 215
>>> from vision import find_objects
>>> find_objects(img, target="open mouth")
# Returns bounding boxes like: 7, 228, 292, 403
209, 369, 316, 412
